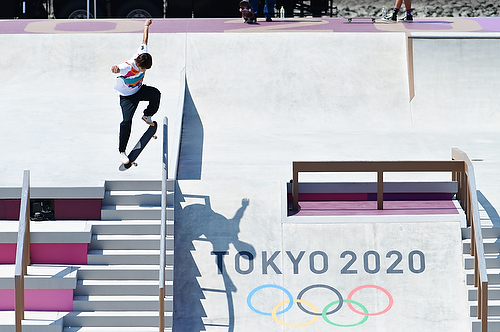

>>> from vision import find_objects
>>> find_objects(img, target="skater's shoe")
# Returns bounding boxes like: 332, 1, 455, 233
120, 152, 129, 164
384, 11, 398, 22
402, 13, 413, 21
142, 115, 154, 126
266, 17, 272, 22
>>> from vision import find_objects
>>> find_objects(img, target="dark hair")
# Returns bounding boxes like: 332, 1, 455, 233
136, 53, 153, 69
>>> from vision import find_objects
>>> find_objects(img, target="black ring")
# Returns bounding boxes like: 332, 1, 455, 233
296, 284, 343, 316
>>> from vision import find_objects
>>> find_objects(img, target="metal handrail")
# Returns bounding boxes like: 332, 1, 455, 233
452, 148, 488, 332
159, 117, 168, 332
14, 170, 31, 332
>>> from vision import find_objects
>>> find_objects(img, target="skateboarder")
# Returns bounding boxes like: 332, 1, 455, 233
247, 0, 275, 22
387, 0, 412, 22
111, 19, 161, 164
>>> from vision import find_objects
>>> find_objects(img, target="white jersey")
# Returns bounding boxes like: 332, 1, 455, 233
114, 44, 148, 96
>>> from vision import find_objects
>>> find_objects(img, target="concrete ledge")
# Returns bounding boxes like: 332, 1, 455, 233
0, 266, 76, 311
0, 265, 78, 289
0, 186, 105, 199
0, 221, 91, 264
0, 311, 67, 332
0, 221, 92, 243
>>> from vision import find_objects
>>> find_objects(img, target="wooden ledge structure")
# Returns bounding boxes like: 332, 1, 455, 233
292, 160, 465, 212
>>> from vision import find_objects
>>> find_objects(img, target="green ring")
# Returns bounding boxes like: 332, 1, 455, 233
322, 299, 369, 327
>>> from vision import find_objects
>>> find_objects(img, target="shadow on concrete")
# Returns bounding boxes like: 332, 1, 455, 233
478, 190, 500, 227
173, 183, 255, 332
177, 83, 204, 180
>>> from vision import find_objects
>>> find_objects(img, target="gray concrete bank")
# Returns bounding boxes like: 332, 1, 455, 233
2, 29, 499, 332
172, 32, 497, 331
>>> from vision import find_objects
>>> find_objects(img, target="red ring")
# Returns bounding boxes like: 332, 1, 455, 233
346, 284, 393, 316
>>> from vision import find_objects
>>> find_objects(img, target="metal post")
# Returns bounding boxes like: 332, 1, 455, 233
292, 165, 299, 211
159, 117, 168, 332
15, 170, 30, 332
377, 170, 384, 210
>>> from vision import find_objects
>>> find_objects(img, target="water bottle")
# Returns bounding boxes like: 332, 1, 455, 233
381, 6, 386, 19
280, 6, 285, 19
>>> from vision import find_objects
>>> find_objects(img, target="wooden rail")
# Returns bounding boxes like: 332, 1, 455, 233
292, 160, 464, 211
452, 148, 488, 332
14, 170, 31, 332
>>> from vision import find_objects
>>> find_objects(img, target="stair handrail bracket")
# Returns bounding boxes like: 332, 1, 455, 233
14, 170, 31, 332
452, 148, 488, 331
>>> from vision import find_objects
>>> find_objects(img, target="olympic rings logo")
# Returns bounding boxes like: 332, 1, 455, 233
247, 284, 393, 327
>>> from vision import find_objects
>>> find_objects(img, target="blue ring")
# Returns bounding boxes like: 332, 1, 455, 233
247, 284, 294, 316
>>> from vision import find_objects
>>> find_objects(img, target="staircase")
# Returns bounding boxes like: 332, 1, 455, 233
463, 201, 500, 332
64, 180, 175, 331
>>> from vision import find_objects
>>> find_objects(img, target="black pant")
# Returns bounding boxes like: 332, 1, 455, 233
119, 85, 161, 152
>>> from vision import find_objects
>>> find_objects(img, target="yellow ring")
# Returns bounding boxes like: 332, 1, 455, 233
271, 299, 319, 327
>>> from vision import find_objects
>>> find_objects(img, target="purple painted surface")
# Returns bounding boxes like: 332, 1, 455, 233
1, 17, 500, 34
398, 19, 455, 30
468, 17, 500, 32
294, 200, 459, 216
55, 21, 117, 31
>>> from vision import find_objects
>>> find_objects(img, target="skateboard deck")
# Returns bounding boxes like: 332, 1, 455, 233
239, 0, 254, 21
119, 121, 158, 171
343, 16, 378, 23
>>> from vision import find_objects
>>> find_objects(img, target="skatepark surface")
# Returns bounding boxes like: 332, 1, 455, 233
1, 17, 500, 331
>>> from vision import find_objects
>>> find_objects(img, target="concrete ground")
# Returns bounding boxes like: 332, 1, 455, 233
1, 17, 500, 331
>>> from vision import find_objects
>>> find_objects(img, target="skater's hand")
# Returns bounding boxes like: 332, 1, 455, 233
111, 65, 120, 74
241, 198, 249, 207
144, 19, 153, 26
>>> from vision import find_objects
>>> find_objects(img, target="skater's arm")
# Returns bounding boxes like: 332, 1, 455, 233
142, 19, 152, 45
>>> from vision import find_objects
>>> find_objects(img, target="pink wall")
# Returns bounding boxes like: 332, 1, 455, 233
54, 199, 101, 220
0, 289, 73, 311
0, 243, 16, 264
0, 198, 101, 220
0, 200, 21, 220
0, 243, 88, 264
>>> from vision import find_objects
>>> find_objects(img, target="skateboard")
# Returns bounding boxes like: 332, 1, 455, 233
119, 121, 158, 171
343, 16, 378, 23
239, 0, 254, 21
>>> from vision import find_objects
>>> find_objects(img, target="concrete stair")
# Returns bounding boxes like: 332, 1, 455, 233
101, 180, 173, 221
0, 311, 67, 332
63, 180, 174, 331
463, 205, 500, 332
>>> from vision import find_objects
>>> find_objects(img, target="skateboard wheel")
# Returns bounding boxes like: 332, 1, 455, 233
133, 162, 138, 167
